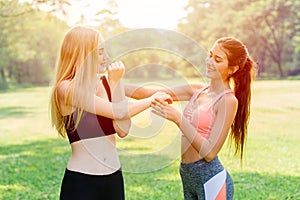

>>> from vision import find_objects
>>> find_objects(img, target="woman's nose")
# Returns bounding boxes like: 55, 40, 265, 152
104, 52, 109, 60
206, 57, 213, 66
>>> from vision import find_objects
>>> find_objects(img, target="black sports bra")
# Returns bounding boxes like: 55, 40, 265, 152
65, 76, 116, 143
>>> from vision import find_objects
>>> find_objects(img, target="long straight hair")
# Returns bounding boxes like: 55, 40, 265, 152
217, 37, 257, 161
50, 26, 101, 138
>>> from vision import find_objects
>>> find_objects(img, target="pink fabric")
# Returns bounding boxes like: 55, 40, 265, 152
183, 86, 233, 138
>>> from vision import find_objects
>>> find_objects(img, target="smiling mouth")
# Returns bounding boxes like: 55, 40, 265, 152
206, 66, 215, 71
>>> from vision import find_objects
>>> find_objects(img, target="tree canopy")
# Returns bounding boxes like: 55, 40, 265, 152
0, 0, 299, 89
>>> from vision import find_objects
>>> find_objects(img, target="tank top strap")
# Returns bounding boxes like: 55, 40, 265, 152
100, 75, 112, 101
211, 89, 233, 106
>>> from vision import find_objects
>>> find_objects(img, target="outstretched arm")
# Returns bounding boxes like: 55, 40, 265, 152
58, 80, 172, 121
125, 83, 204, 101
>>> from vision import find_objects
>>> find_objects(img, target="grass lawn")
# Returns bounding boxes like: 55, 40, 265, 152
0, 80, 299, 200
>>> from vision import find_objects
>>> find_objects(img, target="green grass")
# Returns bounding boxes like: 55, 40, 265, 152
0, 81, 300, 200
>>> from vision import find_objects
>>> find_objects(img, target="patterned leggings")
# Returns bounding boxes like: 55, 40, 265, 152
180, 157, 234, 200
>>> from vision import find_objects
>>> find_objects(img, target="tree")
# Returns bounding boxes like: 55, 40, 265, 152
0, 0, 68, 88
178, 0, 300, 78
248, 0, 300, 77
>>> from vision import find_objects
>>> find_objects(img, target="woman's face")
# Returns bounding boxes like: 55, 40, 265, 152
98, 37, 109, 73
205, 42, 230, 80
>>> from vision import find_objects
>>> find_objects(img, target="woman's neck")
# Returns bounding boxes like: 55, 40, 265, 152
209, 79, 231, 94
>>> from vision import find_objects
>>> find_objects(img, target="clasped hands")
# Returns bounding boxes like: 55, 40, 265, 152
151, 92, 181, 125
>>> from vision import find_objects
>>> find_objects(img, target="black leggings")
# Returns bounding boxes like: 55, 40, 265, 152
60, 169, 125, 200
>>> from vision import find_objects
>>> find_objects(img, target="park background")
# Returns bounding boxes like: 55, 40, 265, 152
0, 0, 300, 199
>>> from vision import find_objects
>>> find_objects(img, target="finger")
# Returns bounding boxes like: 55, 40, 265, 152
151, 109, 165, 118
118, 61, 125, 68
151, 104, 161, 112
151, 101, 165, 110
154, 97, 165, 104
108, 62, 116, 71
166, 96, 173, 104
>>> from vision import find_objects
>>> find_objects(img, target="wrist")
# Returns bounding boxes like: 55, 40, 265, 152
174, 113, 182, 126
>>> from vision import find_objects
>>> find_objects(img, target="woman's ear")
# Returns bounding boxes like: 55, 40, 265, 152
228, 65, 239, 75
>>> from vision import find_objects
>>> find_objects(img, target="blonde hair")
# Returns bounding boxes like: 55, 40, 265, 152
50, 26, 101, 138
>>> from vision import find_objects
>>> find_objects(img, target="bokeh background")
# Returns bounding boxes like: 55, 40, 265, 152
1, 0, 300, 199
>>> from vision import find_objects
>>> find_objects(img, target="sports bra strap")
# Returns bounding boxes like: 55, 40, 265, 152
211, 89, 233, 106
191, 85, 209, 102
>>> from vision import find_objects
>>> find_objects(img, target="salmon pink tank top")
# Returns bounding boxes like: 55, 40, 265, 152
183, 86, 233, 138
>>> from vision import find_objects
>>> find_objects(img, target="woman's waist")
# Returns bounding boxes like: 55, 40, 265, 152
181, 144, 221, 165
67, 152, 121, 175
68, 138, 120, 175
181, 146, 202, 163
180, 147, 224, 172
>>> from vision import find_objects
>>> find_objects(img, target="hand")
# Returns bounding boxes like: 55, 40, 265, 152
151, 91, 173, 105
108, 61, 125, 84
151, 95, 181, 125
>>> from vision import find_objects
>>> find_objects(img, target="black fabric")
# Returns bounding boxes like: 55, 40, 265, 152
60, 169, 125, 200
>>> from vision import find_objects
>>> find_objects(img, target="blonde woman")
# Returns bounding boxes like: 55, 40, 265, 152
50, 26, 172, 200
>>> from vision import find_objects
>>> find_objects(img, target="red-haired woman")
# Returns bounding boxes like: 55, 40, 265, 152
126, 37, 256, 200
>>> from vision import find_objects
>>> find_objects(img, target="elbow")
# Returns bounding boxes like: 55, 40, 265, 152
203, 151, 217, 163
113, 120, 131, 138
117, 131, 129, 138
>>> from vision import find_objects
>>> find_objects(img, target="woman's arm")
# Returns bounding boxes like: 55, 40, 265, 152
57, 61, 172, 123
151, 94, 238, 162
125, 83, 204, 101
107, 62, 131, 138
110, 80, 131, 138
58, 80, 172, 120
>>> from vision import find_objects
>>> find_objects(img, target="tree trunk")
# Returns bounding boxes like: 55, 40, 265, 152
277, 61, 284, 78
0, 68, 8, 89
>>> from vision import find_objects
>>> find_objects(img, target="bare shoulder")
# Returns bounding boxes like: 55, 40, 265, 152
217, 92, 238, 110
57, 80, 71, 98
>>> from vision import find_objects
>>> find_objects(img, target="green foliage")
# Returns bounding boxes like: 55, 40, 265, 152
0, 0, 68, 89
1, 0, 300, 87
0, 81, 300, 199
178, 0, 300, 78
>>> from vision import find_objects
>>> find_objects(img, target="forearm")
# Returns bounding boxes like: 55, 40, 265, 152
177, 117, 212, 159
125, 84, 156, 99
126, 83, 202, 101
110, 80, 125, 102
110, 80, 131, 136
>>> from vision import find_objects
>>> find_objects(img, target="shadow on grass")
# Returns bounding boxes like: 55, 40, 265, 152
0, 139, 299, 200
0, 138, 70, 200
0, 106, 34, 119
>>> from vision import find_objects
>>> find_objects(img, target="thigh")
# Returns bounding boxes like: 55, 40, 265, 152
226, 171, 234, 200
101, 170, 125, 200
180, 163, 204, 200
60, 169, 99, 200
